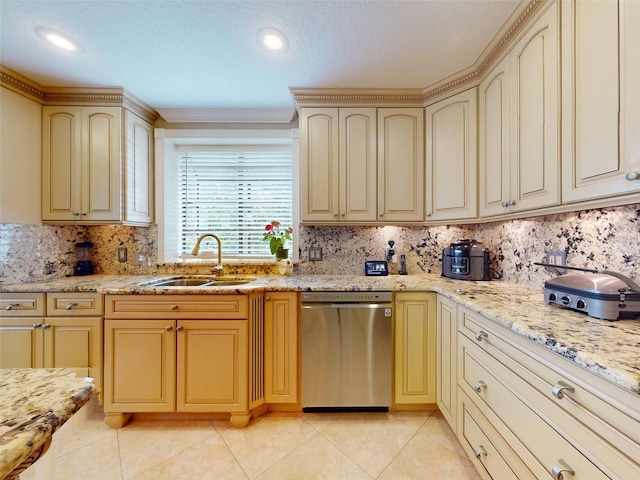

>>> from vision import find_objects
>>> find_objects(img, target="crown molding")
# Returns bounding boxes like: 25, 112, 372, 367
156, 108, 296, 124
0, 66, 158, 124
289, 88, 425, 109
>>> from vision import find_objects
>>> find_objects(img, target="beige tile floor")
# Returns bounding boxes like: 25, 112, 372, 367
22, 400, 481, 480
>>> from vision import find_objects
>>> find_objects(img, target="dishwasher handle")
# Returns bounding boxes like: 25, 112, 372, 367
302, 303, 392, 309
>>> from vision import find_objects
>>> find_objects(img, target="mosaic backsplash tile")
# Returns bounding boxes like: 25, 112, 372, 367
1, 204, 638, 289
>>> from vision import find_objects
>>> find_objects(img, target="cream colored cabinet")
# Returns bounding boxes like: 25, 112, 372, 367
300, 108, 376, 222
394, 292, 436, 404
480, 3, 559, 217
561, 0, 640, 203
457, 305, 640, 479
425, 89, 478, 221
103, 295, 251, 428
436, 295, 458, 432
0, 292, 102, 393
264, 292, 298, 404
42, 106, 154, 225
377, 108, 425, 222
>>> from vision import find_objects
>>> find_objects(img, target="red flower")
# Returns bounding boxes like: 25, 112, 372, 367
265, 224, 273, 231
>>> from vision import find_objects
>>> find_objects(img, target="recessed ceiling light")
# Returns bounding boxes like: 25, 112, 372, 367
35, 27, 84, 53
257, 28, 288, 52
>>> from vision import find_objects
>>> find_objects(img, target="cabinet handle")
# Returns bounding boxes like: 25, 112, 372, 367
551, 459, 575, 479
625, 171, 639, 181
65, 302, 78, 310
379, 213, 384, 218
501, 201, 508, 208
265, 296, 271, 301
474, 380, 487, 393
508, 199, 516, 206
170, 305, 178, 310
332, 212, 338, 217
32, 323, 42, 329
165, 326, 173, 331
176, 326, 184, 332
72, 212, 80, 216
5, 304, 19, 311
474, 331, 488, 342
552, 381, 575, 400
474, 446, 487, 459
425, 212, 431, 217
340, 212, 345, 217
42, 324, 50, 329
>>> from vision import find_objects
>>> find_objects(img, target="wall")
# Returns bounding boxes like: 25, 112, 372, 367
1, 203, 638, 289
0, 87, 42, 224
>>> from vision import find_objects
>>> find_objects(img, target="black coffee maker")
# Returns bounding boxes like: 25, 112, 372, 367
74, 242, 94, 276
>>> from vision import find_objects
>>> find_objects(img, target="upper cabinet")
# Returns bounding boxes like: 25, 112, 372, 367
425, 88, 478, 221
299, 105, 424, 224
479, 2, 560, 217
561, 0, 640, 203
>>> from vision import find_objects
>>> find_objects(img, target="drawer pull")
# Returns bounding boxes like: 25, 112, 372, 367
65, 302, 78, 310
5, 304, 19, 311
165, 326, 173, 331
474, 446, 487, 459
474, 331, 488, 342
551, 459, 575, 479
552, 381, 575, 400
170, 305, 178, 310
474, 380, 487, 393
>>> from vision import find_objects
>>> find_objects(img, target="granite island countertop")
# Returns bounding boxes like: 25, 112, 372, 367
0, 368, 95, 479
1, 273, 639, 397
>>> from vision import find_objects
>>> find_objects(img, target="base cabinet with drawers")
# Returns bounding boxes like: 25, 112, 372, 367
0, 292, 103, 395
450, 299, 640, 480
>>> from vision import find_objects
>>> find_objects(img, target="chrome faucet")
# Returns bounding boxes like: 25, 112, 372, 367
191, 233, 224, 276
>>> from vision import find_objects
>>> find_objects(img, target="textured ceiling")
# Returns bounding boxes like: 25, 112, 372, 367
0, 0, 520, 110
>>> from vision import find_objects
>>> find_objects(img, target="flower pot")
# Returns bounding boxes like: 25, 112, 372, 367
275, 247, 289, 259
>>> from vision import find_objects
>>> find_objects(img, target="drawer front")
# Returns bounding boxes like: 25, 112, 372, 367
458, 306, 640, 478
0, 293, 45, 317
47, 292, 103, 316
458, 389, 528, 480
105, 294, 248, 319
460, 337, 609, 480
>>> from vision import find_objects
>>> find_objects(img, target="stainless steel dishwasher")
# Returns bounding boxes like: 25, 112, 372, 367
301, 291, 392, 412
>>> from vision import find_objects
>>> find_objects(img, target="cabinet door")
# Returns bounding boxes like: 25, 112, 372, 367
425, 89, 478, 221
561, 0, 640, 202
104, 319, 176, 412
0, 318, 43, 368
42, 317, 102, 391
124, 110, 154, 225
42, 107, 82, 221
300, 108, 340, 222
339, 108, 377, 222
264, 292, 298, 404
176, 320, 248, 413
436, 295, 457, 432
377, 108, 425, 222
82, 107, 122, 221
510, 3, 559, 212
479, 56, 510, 217
394, 292, 436, 404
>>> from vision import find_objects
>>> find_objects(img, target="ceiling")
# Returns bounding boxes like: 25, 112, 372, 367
0, 0, 520, 112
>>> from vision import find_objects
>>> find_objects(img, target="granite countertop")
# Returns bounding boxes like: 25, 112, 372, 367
1, 273, 639, 396
0, 368, 95, 479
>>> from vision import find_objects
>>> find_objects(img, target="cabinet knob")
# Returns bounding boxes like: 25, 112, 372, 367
551, 380, 575, 400
626, 171, 639, 181
32, 323, 42, 329
72, 212, 80, 216
340, 212, 345, 217
379, 213, 384, 218
508, 199, 516, 207
332, 212, 338, 217
265, 296, 271, 301
473, 380, 487, 393
165, 326, 173, 331
551, 459, 575, 479
474, 331, 488, 342
65, 302, 78, 310
5, 304, 18, 311
474, 446, 487, 459
176, 326, 184, 332
425, 212, 431, 217
501, 201, 508, 208
170, 305, 178, 310
42, 324, 50, 329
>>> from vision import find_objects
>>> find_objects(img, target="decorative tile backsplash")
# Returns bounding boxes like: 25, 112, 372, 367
1, 204, 638, 289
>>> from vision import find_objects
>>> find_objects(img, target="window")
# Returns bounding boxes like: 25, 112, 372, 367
177, 146, 293, 258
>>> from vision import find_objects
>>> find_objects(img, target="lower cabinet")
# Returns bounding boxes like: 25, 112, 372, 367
394, 292, 436, 404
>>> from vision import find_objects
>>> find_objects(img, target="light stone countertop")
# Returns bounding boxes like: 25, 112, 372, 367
1, 273, 639, 396
0, 369, 95, 479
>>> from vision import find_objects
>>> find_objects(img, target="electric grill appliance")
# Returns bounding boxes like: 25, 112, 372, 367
536, 263, 640, 321
442, 238, 491, 281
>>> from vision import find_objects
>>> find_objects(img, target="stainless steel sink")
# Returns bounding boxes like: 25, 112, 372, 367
142, 276, 256, 288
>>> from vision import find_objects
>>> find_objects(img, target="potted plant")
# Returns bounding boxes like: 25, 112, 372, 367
263, 221, 293, 259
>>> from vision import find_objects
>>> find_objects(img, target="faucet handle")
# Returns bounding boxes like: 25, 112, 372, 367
213, 264, 224, 276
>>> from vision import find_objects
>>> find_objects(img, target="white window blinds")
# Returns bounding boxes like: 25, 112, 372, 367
177, 147, 293, 257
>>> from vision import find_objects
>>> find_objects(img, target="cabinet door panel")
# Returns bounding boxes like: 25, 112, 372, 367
125, 111, 154, 224
0, 319, 42, 368
300, 108, 339, 221
265, 292, 298, 403
104, 319, 175, 412
436, 295, 457, 431
177, 320, 248, 412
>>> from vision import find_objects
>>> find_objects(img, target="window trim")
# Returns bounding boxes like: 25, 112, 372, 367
155, 128, 300, 264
